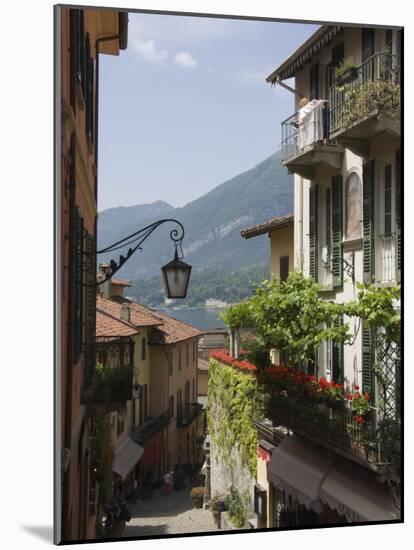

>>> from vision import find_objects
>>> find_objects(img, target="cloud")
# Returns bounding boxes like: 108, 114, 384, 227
132, 39, 168, 64
174, 51, 198, 68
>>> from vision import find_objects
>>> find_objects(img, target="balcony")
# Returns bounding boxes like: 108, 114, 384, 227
131, 409, 171, 446
82, 336, 134, 416
329, 52, 400, 156
268, 396, 385, 471
177, 403, 202, 429
281, 100, 344, 179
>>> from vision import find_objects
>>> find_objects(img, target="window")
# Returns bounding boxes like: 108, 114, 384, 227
141, 337, 146, 360
193, 341, 196, 362
178, 347, 182, 371
185, 381, 190, 408
186, 343, 189, 367
168, 350, 173, 376
345, 172, 362, 240
279, 256, 289, 281
177, 389, 182, 421
192, 378, 195, 401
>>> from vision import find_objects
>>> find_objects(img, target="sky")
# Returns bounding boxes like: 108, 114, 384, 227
98, 13, 319, 211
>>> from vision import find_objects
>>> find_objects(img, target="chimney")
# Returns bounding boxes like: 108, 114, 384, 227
98, 263, 112, 299
120, 303, 131, 323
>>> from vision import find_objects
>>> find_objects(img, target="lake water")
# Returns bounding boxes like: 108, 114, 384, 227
156, 308, 226, 331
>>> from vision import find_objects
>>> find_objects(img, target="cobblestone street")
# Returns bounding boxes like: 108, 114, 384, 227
124, 486, 219, 538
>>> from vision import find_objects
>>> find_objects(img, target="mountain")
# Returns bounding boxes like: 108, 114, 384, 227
97, 151, 293, 278
97, 200, 175, 254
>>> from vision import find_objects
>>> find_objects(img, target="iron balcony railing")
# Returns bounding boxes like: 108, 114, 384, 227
131, 409, 171, 446
268, 396, 387, 469
82, 336, 135, 406
177, 403, 202, 429
329, 51, 400, 135
281, 100, 329, 162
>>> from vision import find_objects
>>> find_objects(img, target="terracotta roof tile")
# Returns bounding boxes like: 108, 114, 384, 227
97, 295, 162, 327
241, 213, 294, 239
101, 295, 204, 345
96, 308, 139, 338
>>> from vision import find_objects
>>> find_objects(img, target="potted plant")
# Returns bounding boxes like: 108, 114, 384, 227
191, 486, 205, 508
334, 57, 358, 86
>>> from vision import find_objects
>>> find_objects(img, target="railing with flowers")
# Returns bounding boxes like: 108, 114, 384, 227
329, 51, 400, 135
210, 350, 257, 373
261, 366, 384, 469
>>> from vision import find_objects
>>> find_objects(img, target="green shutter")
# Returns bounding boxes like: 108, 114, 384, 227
72, 207, 84, 360
363, 160, 375, 283
332, 317, 344, 384
395, 150, 401, 282
331, 175, 343, 287
85, 232, 96, 344
362, 323, 374, 398
309, 185, 318, 281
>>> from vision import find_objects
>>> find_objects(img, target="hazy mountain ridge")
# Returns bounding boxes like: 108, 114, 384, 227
97, 151, 293, 277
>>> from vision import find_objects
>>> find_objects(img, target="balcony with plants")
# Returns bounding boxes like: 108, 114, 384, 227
177, 403, 203, 429
281, 100, 344, 179
131, 409, 172, 446
220, 272, 401, 477
82, 336, 135, 415
329, 51, 400, 155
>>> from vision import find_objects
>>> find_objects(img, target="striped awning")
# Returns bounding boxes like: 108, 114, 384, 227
266, 25, 343, 83
112, 438, 144, 480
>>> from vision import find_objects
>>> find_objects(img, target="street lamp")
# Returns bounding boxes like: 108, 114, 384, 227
161, 251, 192, 299
95, 218, 192, 299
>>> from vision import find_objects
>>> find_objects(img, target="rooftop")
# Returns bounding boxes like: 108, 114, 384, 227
266, 25, 343, 83
241, 213, 294, 239
96, 308, 139, 338
97, 295, 162, 328
110, 295, 204, 345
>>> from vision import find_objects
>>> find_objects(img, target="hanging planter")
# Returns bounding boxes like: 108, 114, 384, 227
335, 67, 358, 86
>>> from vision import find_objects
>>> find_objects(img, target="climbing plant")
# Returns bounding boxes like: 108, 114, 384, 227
207, 358, 265, 476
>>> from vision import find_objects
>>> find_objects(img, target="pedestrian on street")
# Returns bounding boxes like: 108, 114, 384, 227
163, 471, 173, 495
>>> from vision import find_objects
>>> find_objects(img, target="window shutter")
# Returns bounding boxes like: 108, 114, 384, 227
363, 160, 375, 283
362, 323, 374, 398
84, 232, 95, 344
332, 317, 344, 384
72, 207, 84, 361
309, 185, 318, 281
85, 33, 94, 143
331, 175, 343, 287
395, 149, 401, 282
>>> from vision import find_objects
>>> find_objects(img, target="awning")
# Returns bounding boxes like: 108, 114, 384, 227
320, 463, 400, 523
112, 437, 144, 481
267, 436, 332, 513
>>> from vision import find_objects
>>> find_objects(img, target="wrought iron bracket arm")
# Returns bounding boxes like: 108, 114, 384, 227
88, 218, 185, 285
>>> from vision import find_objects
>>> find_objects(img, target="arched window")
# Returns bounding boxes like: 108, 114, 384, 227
345, 172, 362, 240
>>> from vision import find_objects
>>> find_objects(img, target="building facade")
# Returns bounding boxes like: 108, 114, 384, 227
58, 6, 128, 542
260, 24, 402, 526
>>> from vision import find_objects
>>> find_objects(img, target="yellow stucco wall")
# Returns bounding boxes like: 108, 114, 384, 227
269, 225, 294, 279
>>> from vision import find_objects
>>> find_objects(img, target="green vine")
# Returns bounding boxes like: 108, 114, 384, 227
225, 486, 250, 528
95, 416, 114, 506
207, 359, 265, 476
